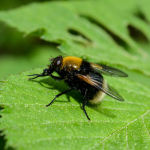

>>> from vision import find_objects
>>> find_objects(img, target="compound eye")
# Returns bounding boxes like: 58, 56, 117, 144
54, 59, 62, 67
56, 60, 61, 66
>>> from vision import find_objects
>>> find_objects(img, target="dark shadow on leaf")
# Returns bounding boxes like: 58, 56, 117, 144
68, 28, 92, 43
71, 40, 92, 48
134, 10, 149, 24
28, 77, 116, 119
86, 104, 116, 119
68, 28, 92, 47
0, 131, 6, 150
0, 107, 16, 150
79, 15, 131, 52
0, 23, 61, 57
29, 77, 83, 104
0, 106, 5, 150
28, 28, 46, 37
127, 24, 149, 43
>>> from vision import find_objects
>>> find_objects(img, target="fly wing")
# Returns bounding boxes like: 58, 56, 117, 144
77, 72, 124, 101
90, 63, 128, 77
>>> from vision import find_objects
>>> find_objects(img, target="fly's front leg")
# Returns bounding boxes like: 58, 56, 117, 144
28, 69, 50, 80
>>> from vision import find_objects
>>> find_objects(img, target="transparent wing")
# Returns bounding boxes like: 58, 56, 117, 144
77, 72, 124, 101
90, 63, 128, 77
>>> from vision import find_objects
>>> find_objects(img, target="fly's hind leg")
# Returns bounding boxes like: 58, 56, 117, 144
82, 89, 91, 121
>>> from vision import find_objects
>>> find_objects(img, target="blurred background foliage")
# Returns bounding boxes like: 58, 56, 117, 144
0, 0, 61, 149
0, 0, 62, 86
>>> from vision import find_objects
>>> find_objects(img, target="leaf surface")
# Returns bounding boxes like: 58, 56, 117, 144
0, 69, 150, 149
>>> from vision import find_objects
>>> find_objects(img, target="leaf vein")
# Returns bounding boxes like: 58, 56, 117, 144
89, 109, 150, 150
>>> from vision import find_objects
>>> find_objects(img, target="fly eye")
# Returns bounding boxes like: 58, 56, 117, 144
57, 60, 61, 66
54, 59, 62, 67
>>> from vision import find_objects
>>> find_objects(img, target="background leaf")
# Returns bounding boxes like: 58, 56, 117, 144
0, 0, 150, 75
0, 0, 150, 149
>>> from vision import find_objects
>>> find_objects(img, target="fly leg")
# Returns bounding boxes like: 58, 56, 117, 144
49, 74, 63, 81
46, 87, 74, 107
82, 88, 91, 121
28, 69, 49, 80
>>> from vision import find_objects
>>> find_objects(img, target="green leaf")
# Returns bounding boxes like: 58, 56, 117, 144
0, 69, 150, 150
0, 0, 150, 149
